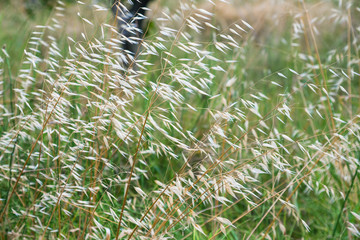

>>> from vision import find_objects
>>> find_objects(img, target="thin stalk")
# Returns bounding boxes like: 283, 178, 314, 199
115, 111, 150, 240
331, 153, 359, 238
5, 51, 14, 125
301, 0, 335, 131
346, 8, 352, 117
0, 48, 16, 222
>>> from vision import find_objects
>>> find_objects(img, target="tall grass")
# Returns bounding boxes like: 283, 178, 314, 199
0, 0, 359, 239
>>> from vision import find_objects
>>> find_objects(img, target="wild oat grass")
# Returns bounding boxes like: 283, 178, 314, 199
0, 0, 359, 239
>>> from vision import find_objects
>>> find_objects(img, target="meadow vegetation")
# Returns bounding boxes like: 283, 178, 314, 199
0, 0, 359, 239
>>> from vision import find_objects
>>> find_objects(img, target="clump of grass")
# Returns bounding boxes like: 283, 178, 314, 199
0, 0, 359, 239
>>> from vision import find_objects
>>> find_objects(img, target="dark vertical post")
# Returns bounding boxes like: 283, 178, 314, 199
112, 0, 152, 59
